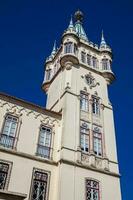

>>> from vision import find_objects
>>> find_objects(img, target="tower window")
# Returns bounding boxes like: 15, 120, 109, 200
87, 54, 91, 66
0, 115, 18, 149
45, 69, 51, 81
86, 179, 100, 200
92, 97, 100, 116
37, 126, 52, 159
80, 121, 89, 152
93, 128, 102, 156
92, 57, 97, 68
30, 169, 49, 200
0, 162, 9, 189
64, 42, 73, 54
102, 58, 110, 70
81, 51, 86, 63
80, 92, 89, 112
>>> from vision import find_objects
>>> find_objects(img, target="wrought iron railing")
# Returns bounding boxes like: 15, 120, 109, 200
0, 134, 15, 149
36, 145, 51, 159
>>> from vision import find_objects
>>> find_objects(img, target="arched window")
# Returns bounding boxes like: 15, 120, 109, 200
92, 96, 100, 116
93, 127, 102, 156
0, 115, 18, 149
64, 42, 73, 54
86, 179, 100, 200
80, 121, 89, 152
37, 126, 52, 159
80, 92, 89, 112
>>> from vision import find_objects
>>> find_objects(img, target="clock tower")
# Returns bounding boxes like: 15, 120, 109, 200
42, 10, 121, 200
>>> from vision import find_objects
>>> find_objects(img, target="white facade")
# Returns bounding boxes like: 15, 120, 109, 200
0, 11, 121, 200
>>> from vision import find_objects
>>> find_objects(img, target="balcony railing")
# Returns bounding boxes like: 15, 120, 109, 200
0, 134, 15, 149
36, 145, 51, 159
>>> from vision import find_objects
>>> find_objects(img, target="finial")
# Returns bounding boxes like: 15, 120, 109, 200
100, 30, 107, 47
68, 15, 74, 29
74, 9, 84, 22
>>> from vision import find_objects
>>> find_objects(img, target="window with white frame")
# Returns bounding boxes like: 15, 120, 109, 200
0, 162, 9, 189
80, 92, 89, 112
86, 179, 100, 200
93, 127, 102, 156
30, 169, 50, 200
87, 54, 91, 66
80, 121, 89, 152
37, 126, 52, 159
92, 97, 100, 116
64, 42, 73, 54
0, 115, 18, 149
81, 51, 86, 63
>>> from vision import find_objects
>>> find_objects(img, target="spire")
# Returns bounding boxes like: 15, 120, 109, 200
74, 10, 88, 42
68, 15, 74, 29
51, 40, 57, 56
100, 30, 107, 48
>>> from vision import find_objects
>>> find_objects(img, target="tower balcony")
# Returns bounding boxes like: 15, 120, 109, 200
102, 69, 115, 84
60, 52, 79, 69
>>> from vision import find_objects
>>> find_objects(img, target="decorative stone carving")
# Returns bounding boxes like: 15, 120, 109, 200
84, 72, 99, 89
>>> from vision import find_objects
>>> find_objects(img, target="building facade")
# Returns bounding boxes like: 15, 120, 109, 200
0, 10, 122, 200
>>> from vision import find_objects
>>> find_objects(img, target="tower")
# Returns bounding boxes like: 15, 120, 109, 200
42, 10, 122, 200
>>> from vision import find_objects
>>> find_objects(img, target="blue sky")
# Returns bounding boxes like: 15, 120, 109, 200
0, 0, 132, 199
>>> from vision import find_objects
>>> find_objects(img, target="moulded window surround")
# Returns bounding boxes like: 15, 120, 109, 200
92, 97, 100, 116
86, 179, 100, 200
102, 58, 110, 70
36, 126, 52, 159
30, 168, 50, 200
0, 115, 18, 149
80, 92, 89, 112
64, 42, 73, 54
93, 128, 102, 156
0, 160, 12, 190
80, 121, 90, 152
81, 51, 86, 63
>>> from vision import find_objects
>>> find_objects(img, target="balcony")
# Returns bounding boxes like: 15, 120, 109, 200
0, 134, 15, 149
36, 145, 51, 159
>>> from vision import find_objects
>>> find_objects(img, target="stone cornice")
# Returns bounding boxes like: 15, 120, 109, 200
0, 190, 27, 199
0, 92, 62, 119
60, 159, 121, 178
0, 147, 120, 178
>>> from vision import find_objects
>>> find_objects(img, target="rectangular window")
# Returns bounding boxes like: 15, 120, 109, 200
0, 162, 9, 189
92, 97, 100, 116
86, 179, 99, 200
102, 59, 110, 70
80, 121, 89, 152
87, 54, 91, 65
93, 131, 102, 156
0, 115, 18, 149
81, 52, 86, 63
80, 92, 89, 112
37, 126, 52, 159
30, 169, 49, 200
